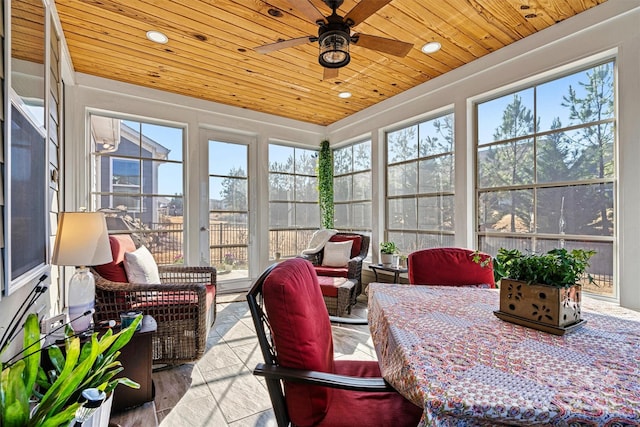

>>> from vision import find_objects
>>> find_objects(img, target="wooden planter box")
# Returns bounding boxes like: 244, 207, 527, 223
494, 279, 584, 335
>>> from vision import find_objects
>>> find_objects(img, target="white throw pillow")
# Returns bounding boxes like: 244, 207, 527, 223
123, 246, 161, 284
321, 241, 353, 267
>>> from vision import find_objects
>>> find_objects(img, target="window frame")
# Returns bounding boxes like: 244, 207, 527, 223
474, 58, 617, 298
267, 143, 319, 259
333, 139, 372, 235
384, 111, 456, 254
89, 113, 186, 266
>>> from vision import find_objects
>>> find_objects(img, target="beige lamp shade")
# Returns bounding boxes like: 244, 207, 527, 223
51, 212, 113, 266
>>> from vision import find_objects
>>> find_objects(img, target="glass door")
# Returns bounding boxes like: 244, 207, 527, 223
208, 139, 250, 292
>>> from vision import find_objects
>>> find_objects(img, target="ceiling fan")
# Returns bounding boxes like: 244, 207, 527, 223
254, 0, 414, 79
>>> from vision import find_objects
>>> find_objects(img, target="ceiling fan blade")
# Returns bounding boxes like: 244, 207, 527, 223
285, 0, 326, 24
344, 0, 392, 26
323, 68, 339, 80
353, 34, 413, 57
254, 36, 314, 54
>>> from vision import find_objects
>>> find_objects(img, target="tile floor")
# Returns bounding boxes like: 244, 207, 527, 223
109, 293, 375, 427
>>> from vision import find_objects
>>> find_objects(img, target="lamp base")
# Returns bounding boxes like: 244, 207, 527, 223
68, 267, 96, 333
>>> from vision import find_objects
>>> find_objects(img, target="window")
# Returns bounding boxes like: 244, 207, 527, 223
333, 140, 372, 234
6, 104, 47, 293
111, 158, 141, 211
268, 144, 318, 259
90, 114, 184, 265
476, 61, 616, 297
386, 113, 455, 254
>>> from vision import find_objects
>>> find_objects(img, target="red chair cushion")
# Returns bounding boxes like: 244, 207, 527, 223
205, 284, 216, 312
314, 266, 348, 278
93, 235, 136, 282
263, 258, 334, 427
408, 247, 495, 287
316, 360, 423, 427
317, 276, 348, 297
328, 234, 362, 259
131, 284, 214, 322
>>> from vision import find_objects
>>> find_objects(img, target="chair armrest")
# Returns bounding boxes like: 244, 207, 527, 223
299, 253, 321, 266
328, 315, 368, 325
158, 265, 216, 285
95, 279, 207, 295
253, 363, 393, 392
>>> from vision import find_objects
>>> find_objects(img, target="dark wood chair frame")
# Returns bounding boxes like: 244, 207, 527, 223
246, 264, 394, 427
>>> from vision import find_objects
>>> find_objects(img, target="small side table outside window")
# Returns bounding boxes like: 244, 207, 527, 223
369, 264, 408, 284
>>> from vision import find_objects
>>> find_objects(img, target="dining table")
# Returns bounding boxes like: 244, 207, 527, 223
367, 283, 640, 426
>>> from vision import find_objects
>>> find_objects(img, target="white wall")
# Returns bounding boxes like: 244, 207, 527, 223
62, 1, 640, 309
327, 1, 640, 310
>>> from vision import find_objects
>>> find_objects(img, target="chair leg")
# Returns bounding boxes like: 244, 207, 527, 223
265, 378, 290, 427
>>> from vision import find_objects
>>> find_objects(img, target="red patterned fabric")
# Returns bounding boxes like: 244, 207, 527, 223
93, 235, 136, 282
328, 234, 362, 259
317, 276, 348, 297
408, 247, 495, 287
263, 258, 334, 426
262, 258, 422, 427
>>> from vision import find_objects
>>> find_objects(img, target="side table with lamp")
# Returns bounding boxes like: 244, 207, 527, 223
51, 212, 157, 418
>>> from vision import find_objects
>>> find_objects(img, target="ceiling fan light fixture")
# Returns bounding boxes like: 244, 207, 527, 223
319, 30, 350, 68
421, 41, 441, 54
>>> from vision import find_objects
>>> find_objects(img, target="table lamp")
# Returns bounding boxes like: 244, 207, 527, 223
51, 212, 113, 333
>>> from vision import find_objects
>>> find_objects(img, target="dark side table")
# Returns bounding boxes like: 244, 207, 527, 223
369, 264, 408, 284
110, 315, 157, 412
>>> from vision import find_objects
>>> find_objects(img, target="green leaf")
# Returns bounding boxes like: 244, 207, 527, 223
38, 403, 79, 427
23, 314, 41, 398
105, 315, 141, 358
1, 362, 29, 427
31, 335, 97, 423
46, 345, 65, 375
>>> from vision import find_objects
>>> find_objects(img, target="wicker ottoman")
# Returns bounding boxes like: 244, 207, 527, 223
318, 276, 356, 316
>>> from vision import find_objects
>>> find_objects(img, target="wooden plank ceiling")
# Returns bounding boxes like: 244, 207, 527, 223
48, 0, 606, 126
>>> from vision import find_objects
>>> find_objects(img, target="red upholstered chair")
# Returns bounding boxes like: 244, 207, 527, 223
408, 247, 496, 287
91, 234, 217, 366
247, 258, 422, 427
301, 232, 370, 298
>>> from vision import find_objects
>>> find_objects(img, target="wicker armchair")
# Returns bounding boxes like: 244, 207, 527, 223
301, 232, 370, 298
92, 235, 216, 367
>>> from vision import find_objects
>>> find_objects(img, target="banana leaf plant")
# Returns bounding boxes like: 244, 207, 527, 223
1, 313, 141, 427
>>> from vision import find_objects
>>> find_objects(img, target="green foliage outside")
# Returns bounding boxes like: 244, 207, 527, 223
478, 63, 614, 238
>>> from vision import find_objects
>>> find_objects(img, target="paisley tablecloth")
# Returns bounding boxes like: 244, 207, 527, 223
367, 283, 640, 426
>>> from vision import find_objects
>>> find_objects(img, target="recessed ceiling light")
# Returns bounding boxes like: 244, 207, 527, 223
338, 92, 352, 99
421, 41, 441, 54
146, 30, 168, 44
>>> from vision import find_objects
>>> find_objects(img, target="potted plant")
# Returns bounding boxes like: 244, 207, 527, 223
379, 242, 397, 267
477, 248, 596, 334
1, 313, 141, 426
398, 254, 408, 269
224, 253, 235, 271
